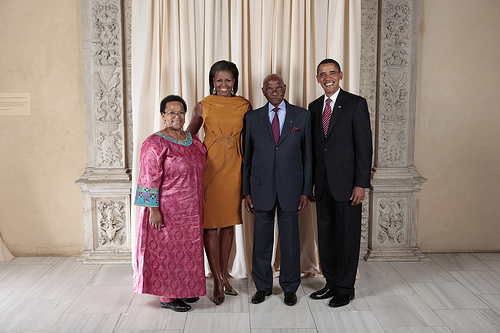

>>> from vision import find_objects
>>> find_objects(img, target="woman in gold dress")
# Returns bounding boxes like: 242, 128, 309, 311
187, 60, 251, 305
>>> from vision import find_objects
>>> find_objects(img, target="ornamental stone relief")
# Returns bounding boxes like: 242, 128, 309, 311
94, 68, 123, 122
90, 0, 126, 169
96, 123, 123, 167
96, 198, 126, 248
360, 193, 369, 250
378, 0, 412, 167
124, 0, 133, 168
377, 197, 407, 245
360, 0, 378, 141
91, 1, 121, 67
359, 0, 379, 253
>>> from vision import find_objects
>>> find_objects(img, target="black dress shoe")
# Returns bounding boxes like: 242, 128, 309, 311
160, 299, 191, 312
310, 286, 336, 300
328, 292, 355, 308
251, 290, 272, 304
182, 297, 200, 303
284, 292, 297, 306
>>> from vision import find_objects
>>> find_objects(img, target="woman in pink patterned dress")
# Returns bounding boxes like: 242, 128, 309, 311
134, 95, 206, 312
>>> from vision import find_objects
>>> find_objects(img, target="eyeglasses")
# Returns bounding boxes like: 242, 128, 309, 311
164, 109, 186, 116
265, 86, 284, 94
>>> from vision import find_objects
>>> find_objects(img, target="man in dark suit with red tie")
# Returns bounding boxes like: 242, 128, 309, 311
243, 74, 312, 306
308, 59, 372, 307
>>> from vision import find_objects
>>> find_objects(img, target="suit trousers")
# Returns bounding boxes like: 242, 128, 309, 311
252, 199, 301, 293
316, 180, 362, 294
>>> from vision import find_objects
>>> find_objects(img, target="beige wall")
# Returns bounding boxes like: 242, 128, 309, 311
0, 0, 499, 256
0, 0, 86, 255
416, 0, 500, 251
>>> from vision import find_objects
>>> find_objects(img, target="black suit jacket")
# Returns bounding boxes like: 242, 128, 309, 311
309, 89, 372, 202
242, 100, 313, 212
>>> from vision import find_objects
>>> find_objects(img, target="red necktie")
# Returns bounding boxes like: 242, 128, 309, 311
271, 107, 280, 144
322, 98, 332, 137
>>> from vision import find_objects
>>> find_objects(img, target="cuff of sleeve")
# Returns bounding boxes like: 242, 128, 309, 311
134, 185, 159, 207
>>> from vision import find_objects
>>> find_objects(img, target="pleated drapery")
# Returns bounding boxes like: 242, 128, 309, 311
131, 0, 361, 278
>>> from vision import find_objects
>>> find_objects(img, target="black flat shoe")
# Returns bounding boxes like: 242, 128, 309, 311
328, 292, 355, 308
160, 299, 191, 312
251, 290, 272, 304
310, 286, 336, 300
182, 297, 200, 303
284, 292, 297, 306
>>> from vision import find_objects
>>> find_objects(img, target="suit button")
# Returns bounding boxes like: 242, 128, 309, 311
275, 147, 278, 150
275, 160, 279, 164
324, 148, 327, 152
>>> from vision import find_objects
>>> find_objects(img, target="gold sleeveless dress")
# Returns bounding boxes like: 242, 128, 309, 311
201, 94, 250, 229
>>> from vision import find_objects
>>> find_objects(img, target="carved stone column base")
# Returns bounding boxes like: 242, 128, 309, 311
364, 248, 425, 262
76, 168, 132, 264
364, 166, 426, 261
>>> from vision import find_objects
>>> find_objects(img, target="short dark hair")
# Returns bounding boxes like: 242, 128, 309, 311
316, 58, 341, 74
160, 95, 187, 115
209, 60, 239, 95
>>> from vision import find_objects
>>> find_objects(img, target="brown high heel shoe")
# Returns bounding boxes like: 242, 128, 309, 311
213, 295, 225, 305
224, 287, 238, 296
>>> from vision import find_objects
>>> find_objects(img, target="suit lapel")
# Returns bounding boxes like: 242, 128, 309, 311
257, 103, 276, 144
325, 89, 346, 140
277, 101, 296, 145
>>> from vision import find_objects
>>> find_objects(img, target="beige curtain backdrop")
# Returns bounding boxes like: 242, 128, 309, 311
131, 0, 361, 279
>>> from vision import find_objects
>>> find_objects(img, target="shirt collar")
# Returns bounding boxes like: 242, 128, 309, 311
324, 88, 340, 104
268, 100, 286, 113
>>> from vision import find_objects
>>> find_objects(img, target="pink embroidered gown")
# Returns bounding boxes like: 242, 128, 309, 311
133, 131, 207, 299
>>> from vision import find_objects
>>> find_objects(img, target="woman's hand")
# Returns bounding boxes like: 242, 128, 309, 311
149, 207, 163, 231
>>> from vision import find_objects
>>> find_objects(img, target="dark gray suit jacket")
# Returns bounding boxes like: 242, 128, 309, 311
242, 100, 313, 212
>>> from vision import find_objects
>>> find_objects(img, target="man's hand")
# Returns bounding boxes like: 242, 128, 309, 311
244, 195, 254, 215
350, 186, 365, 206
297, 195, 309, 213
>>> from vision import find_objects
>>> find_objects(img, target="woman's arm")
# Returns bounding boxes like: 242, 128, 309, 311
186, 102, 204, 135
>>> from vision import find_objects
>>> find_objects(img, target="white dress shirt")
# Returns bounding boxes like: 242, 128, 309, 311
322, 88, 341, 115
268, 100, 286, 134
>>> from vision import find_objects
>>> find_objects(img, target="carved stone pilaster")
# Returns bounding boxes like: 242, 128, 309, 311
77, 0, 133, 263
364, 0, 426, 261
359, 0, 379, 255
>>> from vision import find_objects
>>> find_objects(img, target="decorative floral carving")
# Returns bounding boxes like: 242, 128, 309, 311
97, 199, 126, 246
124, 0, 134, 168
94, 68, 123, 122
360, 0, 378, 150
360, 190, 370, 250
378, 0, 412, 167
383, 2, 410, 49
90, 0, 126, 168
381, 71, 408, 121
91, 1, 121, 67
96, 124, 123, 167
377, 198, 406, 244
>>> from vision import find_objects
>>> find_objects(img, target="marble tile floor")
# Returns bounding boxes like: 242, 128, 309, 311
0, 253, 499, 332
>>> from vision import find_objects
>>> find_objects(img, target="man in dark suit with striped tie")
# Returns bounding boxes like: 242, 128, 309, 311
308, 59, 372, 307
